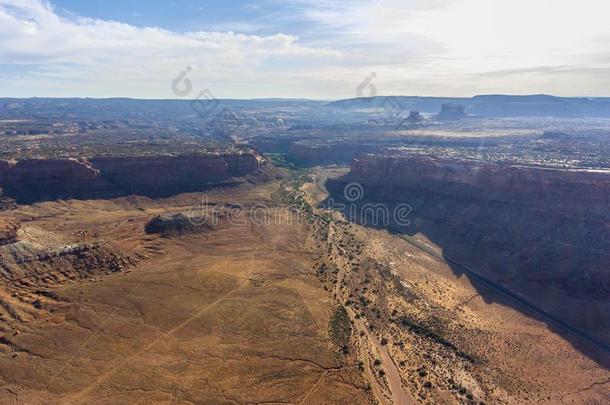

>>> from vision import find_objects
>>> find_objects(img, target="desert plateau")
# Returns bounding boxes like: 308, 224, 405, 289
1, 1, 610, 402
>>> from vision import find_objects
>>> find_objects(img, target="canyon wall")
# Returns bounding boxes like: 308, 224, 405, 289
347, 154, 610, 221
0, 152, 267, 203
328, 154, 610, 299
285, 138, 502, 167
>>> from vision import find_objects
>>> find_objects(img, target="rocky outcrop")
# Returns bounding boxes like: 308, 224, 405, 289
347, 154, 610, 220
0, 152, 268, 203
0, 218, 19, 246
145, 213, 212, 237
406, 111, 424, 123
328, 154, 610, 298
0, 158, 108, 203
0, 239, 132, 324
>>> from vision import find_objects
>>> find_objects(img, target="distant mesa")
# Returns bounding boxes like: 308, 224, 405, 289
436, 103, 466, 120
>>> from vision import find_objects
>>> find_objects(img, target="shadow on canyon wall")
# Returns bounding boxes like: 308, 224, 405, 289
325, 173, 610, 370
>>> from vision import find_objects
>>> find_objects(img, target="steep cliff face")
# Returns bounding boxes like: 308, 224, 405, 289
348, 154, 610, 220
0, 159, 10, 173
285, 138, 499, 167
328, 154, 610, 298
0, 152, 267, 203
0, 158, 108, 203
0, 238, 131, 324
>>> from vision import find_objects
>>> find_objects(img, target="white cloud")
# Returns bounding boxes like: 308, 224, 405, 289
287, 0, 610, 96
0, 0, 340, 97
0, 0, 609, 98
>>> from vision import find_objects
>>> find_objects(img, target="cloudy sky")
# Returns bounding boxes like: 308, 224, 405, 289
1, 0, 609, 99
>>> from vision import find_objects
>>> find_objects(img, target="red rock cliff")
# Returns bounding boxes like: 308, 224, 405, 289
328, 154, 610, 298
0, 152, 267, 203
349, 154, 610, 220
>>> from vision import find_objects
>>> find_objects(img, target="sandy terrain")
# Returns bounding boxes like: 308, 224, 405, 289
0, 184, 373, 404
305, 167, 609, 404
0, 173, 608, 404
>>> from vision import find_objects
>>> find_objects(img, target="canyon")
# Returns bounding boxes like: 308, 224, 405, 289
0, 95, 609, 404
0, 157, 608, 403
327, 154, 610, 363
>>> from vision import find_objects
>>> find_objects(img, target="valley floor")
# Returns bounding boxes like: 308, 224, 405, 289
0, 174, 608, 404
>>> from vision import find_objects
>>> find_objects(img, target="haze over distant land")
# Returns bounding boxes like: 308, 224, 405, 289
1, 0, 610, 99
1, 1, 610, 404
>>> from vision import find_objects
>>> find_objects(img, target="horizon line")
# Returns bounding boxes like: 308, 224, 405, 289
1, 93, 610, 102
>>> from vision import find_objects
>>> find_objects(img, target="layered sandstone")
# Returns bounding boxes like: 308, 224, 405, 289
285, 138, 498, 167
328, 154, 610, 299
0, 158, 106, 203
348, 154, 610, 220
0, 152, 268, 203
0, 218, 19, 246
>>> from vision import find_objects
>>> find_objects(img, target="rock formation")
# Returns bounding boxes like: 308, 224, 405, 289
145, 213, 213, 237
0, 152, 268, 203
328, 153, 610, 298
0, 218, 19, 246
405, 111, 424, 123
0, 158, 104, 203
345, 154, 610, 220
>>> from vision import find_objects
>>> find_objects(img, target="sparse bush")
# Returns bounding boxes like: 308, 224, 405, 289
328, 306, 352, 353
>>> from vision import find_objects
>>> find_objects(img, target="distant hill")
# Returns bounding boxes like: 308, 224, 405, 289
328, 94, 610, 118
2, 95, 610, 119
0, 97, 326, 121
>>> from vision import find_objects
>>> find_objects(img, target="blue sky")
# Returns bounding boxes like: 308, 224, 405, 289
51, 1, 288, 33
1, 0, 609, 99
